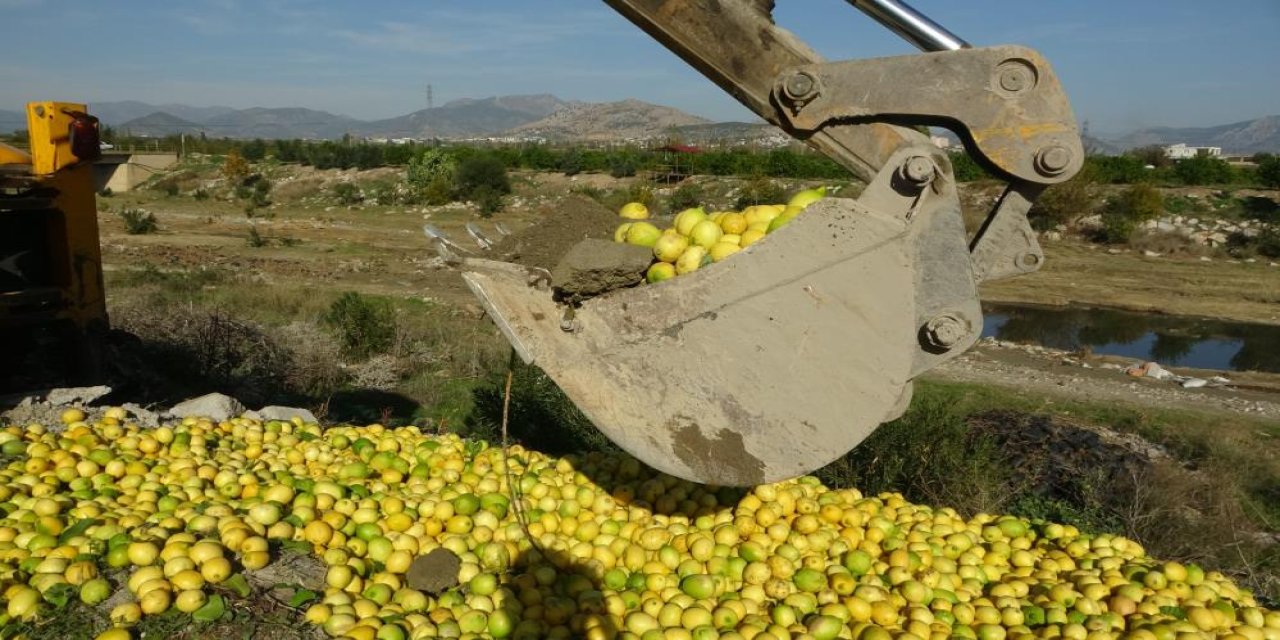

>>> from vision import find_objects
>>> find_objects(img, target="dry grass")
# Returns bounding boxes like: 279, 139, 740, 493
981, 239, 1280, 324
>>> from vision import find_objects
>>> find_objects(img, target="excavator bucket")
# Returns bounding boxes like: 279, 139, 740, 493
462, 196, 923, 486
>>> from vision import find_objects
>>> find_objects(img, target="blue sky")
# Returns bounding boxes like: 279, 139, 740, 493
2, 0, 1277, 133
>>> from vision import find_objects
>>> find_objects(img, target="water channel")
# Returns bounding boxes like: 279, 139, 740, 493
981, 303, 1280, 373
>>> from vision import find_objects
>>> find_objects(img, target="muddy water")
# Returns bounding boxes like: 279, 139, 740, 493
981, 303, 1280, 373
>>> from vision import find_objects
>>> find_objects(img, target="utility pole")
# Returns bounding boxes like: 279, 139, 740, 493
425, 84, 434, 142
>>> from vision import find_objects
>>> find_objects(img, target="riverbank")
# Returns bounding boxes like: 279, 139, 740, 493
980, 239, 1280, 326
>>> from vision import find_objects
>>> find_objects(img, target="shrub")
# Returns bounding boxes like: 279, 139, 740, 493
734, 176, 786, 209
99, 187, 113, 197
1028, 176, 1099, 231
119, 208, 158, 235
472, 185, 505, 217
193, 188, 209, 201
1257, 154, 1280, 189
948, 151, 990, 182
251, 178, 272, 207
1174, 155, 1236, 185
1108, 183, 1164, 223
331, 182, 362, 205
422, 175, 454, 206
222, 149, 250, 182
325, 292, 397, 358
246, 226, 267, 247
667, 182, 704, 212
405, 149, 457, 195
110, 302, 293, 405
560, 149, 585, 176
609, 156, 637, 178
454, 153, 511, 205
1098, 212, 1137, 244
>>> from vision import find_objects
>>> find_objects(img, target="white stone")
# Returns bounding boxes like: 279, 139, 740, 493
257, 406, 319, 424
167, 393, 245, 421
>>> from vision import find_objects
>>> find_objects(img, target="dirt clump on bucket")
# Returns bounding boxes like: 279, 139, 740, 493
492, 195, 618, 271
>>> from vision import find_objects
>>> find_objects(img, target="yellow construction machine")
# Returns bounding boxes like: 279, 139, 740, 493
0, 102, 107, 391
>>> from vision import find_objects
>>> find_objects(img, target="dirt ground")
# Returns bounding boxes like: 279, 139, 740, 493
94, 167, 1280, 421
931, 341, 1280, 420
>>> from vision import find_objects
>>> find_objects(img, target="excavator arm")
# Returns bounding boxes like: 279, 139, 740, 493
453, 0, 1083, 486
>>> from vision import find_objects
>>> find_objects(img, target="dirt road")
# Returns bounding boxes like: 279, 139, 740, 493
931, 340, 1280, 421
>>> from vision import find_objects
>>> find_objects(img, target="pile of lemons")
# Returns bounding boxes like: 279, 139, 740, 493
613, 187, 826, 284
0, 408, 1274, 640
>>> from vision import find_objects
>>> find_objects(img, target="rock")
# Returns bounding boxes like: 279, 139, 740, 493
406, 548, 461, 595
257, 406, 318, 424
121, 403, 160, 427
167, 393, 246, 421
1142, 250, 1161, 258
551, 238, 654, 300
246, 551, 326, 605
1181, 378, 1208, 389
1043, 231, 1062, 241
1200, 256, 1213, 262
45, 385, 112, 406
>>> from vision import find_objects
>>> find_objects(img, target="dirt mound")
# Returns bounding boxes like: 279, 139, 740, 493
493, 195, 618, 271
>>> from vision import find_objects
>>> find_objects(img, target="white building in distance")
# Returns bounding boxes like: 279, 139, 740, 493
1164, 143, 1222, 160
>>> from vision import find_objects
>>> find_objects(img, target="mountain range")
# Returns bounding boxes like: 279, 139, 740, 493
2, 96, 1276, 153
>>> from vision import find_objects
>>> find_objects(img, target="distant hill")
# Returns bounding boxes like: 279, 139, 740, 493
1104, 116, 1280, 154
92, 101, 236, 127
670, 121, 788, 145
357, 94, 573, 139
48, 98, 1280, 152
200, 107, 359, 140
117, 112, 208, 138
0, 109, 24, 134
507, 99, 709, 141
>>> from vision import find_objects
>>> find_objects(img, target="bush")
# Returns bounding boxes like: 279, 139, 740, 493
119, 208, 158, 235
405, 149, 457, 195
948, 151, 990, 182
111, 302, 293, 406
609, 156, 637, 178
472, 185, 505, 217
325, 292, 397, 358
331, 182, 362, 205
734, 176, 786, 209
454, 153, 511, 205
193, 188, 209, 201
1108, 183, 1164, 222
222, 149, 250, 182
99, 187, 113, 197
667, 182, 703, 213
1099, 213, 1137, 244
560, 149, 585, 176
1174, 155, 1236, 185
251, 178, 272, 207
1028, 177, 1100, 231
246, 226, 267, 247
1257, 154, 1280, 189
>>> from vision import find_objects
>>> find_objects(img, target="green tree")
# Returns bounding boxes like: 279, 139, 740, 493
1173, 155, 1236, 185
1255, 154, 1280, 189
454, 153, 511, 216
